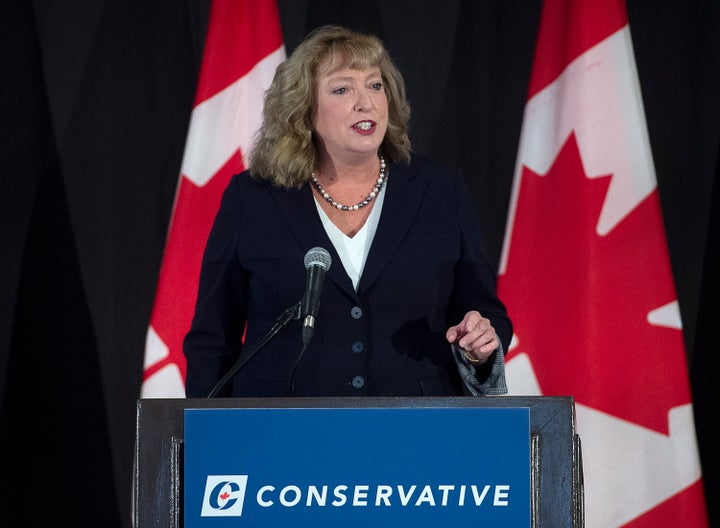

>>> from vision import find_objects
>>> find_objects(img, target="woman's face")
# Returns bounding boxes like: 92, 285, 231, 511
311, 61, 388, 163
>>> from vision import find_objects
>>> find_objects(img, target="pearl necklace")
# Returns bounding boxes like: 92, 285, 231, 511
311, 156, 386, 211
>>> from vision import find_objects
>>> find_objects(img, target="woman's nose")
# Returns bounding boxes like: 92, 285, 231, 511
354, 91, 371, 111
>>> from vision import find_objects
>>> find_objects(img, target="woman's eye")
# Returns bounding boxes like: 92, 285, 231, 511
371, 82, 383, 91
332, 87, 347, 94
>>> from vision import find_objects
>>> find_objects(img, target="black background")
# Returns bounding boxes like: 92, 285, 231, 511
1, 1, 717, 526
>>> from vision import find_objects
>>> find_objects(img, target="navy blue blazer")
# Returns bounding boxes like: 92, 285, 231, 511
184, 154, 512, 398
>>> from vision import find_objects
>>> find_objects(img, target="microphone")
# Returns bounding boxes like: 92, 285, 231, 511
301, 247, 332, 345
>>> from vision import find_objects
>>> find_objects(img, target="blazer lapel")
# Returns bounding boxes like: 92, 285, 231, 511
268, 183, 357, 297
358, 160, 427, 295
266, 160, 428, 299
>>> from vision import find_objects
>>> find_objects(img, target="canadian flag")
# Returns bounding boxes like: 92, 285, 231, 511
498, 0, 709, 526
141, 0, 285, 398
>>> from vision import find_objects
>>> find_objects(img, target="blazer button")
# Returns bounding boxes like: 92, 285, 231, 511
351, 341, 364, 353
352, 376, 365, 389
350, 306, 363, 319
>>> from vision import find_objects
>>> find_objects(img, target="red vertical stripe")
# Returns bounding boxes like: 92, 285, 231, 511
526, 0, 626, 99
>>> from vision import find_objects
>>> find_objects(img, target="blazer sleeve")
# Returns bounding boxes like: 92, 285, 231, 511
183, 175, 248, 398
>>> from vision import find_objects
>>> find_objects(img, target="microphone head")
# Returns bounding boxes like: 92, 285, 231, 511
304, 247, 332, 272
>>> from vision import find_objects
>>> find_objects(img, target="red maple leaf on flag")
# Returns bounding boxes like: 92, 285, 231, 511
501, 132, 690, 434
499, 1, 707, 524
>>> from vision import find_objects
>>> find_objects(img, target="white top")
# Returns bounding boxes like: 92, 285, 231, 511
313, 183, 387, 290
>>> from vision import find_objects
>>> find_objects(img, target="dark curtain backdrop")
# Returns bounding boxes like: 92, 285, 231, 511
1, 1, 717, 526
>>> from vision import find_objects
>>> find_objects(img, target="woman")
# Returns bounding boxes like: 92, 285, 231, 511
183, 25, 512, 398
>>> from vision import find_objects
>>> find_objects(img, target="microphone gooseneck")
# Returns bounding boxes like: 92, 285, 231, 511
206, 301, 301, 398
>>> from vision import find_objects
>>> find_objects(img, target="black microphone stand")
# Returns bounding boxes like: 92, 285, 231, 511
206, 301, 302, 398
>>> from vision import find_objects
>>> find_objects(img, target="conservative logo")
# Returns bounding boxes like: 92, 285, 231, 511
200, 474, 512, 518
201, 475, 249, 517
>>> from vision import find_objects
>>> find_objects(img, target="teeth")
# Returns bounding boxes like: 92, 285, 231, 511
355, 122, 372, 131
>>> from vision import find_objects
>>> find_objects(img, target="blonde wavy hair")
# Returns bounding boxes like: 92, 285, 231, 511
248, 25, 412, 189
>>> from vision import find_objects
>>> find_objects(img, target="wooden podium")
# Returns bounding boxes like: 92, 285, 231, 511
134, 396, 584, 527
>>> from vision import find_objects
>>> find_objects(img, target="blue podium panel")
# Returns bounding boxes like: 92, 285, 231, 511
184, 406, 530, 528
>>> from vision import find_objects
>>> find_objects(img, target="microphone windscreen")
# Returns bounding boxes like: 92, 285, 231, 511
304, 247, 332, 271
